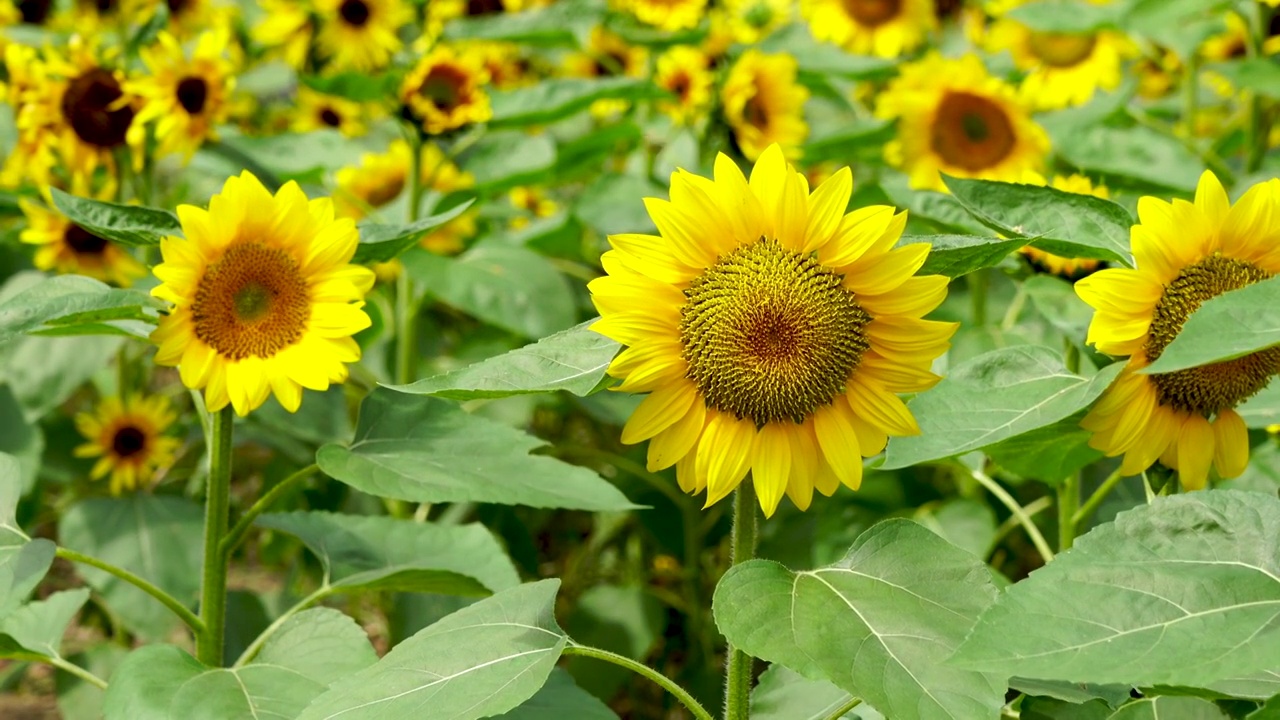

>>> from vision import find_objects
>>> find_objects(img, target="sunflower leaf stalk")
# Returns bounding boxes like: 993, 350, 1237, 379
723, 482, 758, 720
197, 405, 234, 666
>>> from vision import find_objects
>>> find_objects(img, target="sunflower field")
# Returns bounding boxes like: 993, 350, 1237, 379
3, 0, 1280, 717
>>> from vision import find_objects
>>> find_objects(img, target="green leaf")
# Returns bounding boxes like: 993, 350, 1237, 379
497, 669, 618, 719
0, 275, 162, 344
353, 199, 476, 264
49, 188, 182, 248
1020, 697, 1113, 720
256, 510, 518, 594
574, 172, 662, 236
880, 177, 989, 235
1025, 274, 1095, 341
0, 386, 42, 494
300, 72, 399, 102
803, 119, 895, 160
1240, 384, 1280, 429
489, 78, 662, 129
1007, 0, 1123, 32
102, 645, 206, 720
755, 24, 896, 81
387, 320, 620, 400
750, 664, 857, 720
444, 0, 599, 45
58, 496, 203, 640
1122, 0, 1232, 62
915, 498, 997, 559
124, 3, 168, 56
212, 130, 368, 185
0, 455, 54, 617
899, 234, 1026, 277
1208, 58, 1280, 98
881, 346, 1123, 470
255, 607, 378, 686
1249, 693, 1280, 719
404, 245, 576, 338
2, 335, 125, 422
983, 412, 1105, 484
942, 176, 1133, 265
712, 520, 1003, 720
1106, 697, 1228, 720
297, 580, 567, 720
1054, 123, 1202, 192
1139, 276, 1280, 374
1010, 677, 1132, 707
463, 132, 557, 194
169, 665, 327, 720
951, 491, 1280, 688
0, 589, 90, 660
317, 388, 638, 510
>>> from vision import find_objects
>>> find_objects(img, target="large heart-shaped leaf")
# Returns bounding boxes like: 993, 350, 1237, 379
713, 520, 1004, 720
254, 607, 378, 685
900, 234, 1027, 278
1140, 275, 1280, 375
489, 78, 662, 129
952, 491, 1280, 688
750, 664, 857, 720
317, 389, 638, 511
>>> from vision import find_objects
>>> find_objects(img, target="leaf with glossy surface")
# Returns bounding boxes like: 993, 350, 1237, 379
318, 388, 638, 510
713, 520, 1003, 720
0, 589, 90, 659
297, 580, 567, 720
951, 491, 1280, 687
1107, 697, 1228, 720
750, 664, 857, 720
257, 510, 518, 594
882, 346, 1122, 469
0, 275, 162, 344
490, 78, 661, 128
387, 320, 619, 400
58, 496, 203, 640
255, 607, 378, 685
943, 176, 1133, 265
1140, 276, 1280, 374
899, 234, 1027, 277
49, 189, 182, 247
353, 200, 475, 264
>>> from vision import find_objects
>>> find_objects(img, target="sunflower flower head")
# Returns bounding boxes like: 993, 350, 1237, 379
801, 0, 936, 57
985, 17, 1129, 110
655, 45, 714, 126
508, 185, 558, 229
314, 0, 410, 71
1076, 171, 1280, 490
150, 172, 376, 416
721, 49, 809, 161
129, 29, 236, 160
563, 27, 648, 118
400, 44, 492, 135
74, 395, 181, 495
722, 0, 793, 43
624, 0, 707, 31
252, 0, 315, 69
876, 53, 1049, 190
20, 176, 145, 286
292, 87, 370, 137
589, 144, 957, 517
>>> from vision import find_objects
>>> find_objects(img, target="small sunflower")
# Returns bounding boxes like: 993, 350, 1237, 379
314, 0, 409, 71
74, 395, 181, 495
252, 0, 315, 69
20, 179, 146, 286
67, 0, 124, 32
467, 40, 534, 90
508, 186, 558, 229
1076, 172, 1280, 490
986, 19, 1128, 110
400, 45, 491, 135
876, 53, 1049, 190
564, 27, 648, 118
589, 145, 956, 516
4, 0, 54, 25
801, 0, 936, 57
292, 87, 367, 136
150, 172, 376, 416
625, 0, 707, 31
129, 29, 235, 160
722, 50, 809, 162
1020, 174, 1109, 280
722, 0, 792, 43
655, 45, 713, 126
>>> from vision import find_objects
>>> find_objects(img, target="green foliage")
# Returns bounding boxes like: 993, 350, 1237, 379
1141, 275, 1280, 374
0, 275, 162, 344
48, 190, 182, 248
490, 79, 664, 129
0, 588, 89, 661
353, 200, 477, 264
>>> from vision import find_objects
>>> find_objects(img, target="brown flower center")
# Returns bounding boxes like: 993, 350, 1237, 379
679, 238, 871, 426
339, 0, 370, 26
319, 107, 342, 127
1028, 31, 1098, 68
176, 76, 208, 115
1145, 254, 1280, 416
467, 0, 504, 15
64, 224, 109, 256
931, 91, 1016, 172
191, 242, 311, 360
419, 65, 468, 112
61, 67, 135, 149
111, 426, 147, 458
18, 0, 52, 24
841, 0, 901, 27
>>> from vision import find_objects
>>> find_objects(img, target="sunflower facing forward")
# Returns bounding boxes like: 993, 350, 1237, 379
876, 53, 1049, 190
314, 0, 410, 71
400, 45, 491, 135
129, 30, 235, 160
1076, 172, 1280, 490
75, 395, 181, 495
801, 0, 936, 57
722, 50, 809, 161
590, 145, 956, 516
150, 172, 375, 416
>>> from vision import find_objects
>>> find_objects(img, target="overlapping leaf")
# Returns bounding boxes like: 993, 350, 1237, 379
353, 200, 476, 264
49, 189, 182, 247
0, 275, 163, 344
1141, 275, 1280, 374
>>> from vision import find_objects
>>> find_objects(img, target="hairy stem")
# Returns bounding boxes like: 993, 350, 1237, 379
723, 483, 758, 720
196, 406, 234, 666
220, 464, 319, 559
56, 547, 203, 633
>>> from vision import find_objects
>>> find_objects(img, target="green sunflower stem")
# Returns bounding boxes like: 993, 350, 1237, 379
1057, 472, 1079, 552
196, 405, 235, 667
723, 483, 759, 720
564, 644, 714, 720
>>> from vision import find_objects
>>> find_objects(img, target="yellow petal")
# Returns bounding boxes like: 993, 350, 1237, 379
621, 382, 698, 444
1176, 413, 1214, 491
804, 167, 852, 253
1194, 170, 1229, 226
751, 423, 791, 517
647, 398, 706, 472
847, 376, 919, 436
697, 412, 756, 507
841, 243, 930, 297
816, 206, 896, 267
1211, 409, 1249, 479
812, 402, 863, 490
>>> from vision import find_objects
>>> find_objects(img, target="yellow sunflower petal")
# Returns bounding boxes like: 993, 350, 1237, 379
698, 412, 756, 507
812, 401, 863, 490
621, 382, 698, 444
1211, 408, 1249, 479
803, 166, 852, 253
751, 423, 792, 517
647, 398, 706, 472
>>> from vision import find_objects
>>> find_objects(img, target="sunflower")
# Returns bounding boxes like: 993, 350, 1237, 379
625, 0, 706, 31
74, 395, 181, 495
722, 0, 792, 43
20, 179, 146, 286
400, 45, 491, 135
1020, 174, 1109, 279
3, 0, 54, 25
67, 0, 125, 32
722, 50, 809, 162
252, 0, 314, 69
1075, 172, 1280, 490
589, 145, 956, 516
0, 44, 59, 187
314, 0, 409, 71
655, 45, 713, 126
563, 27, 648, 117
150, 172, 375, 416
128, 29, 234, 160
508, 186, 558, 229
292, 87, 367, 136
801, 0, 936, 57
876, 53, 1049, 191
467, 40, 534, 90
985, 19, 1128, 110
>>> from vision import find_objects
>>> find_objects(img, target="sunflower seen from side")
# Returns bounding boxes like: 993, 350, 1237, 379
801, 0, 936, 58
401, 45, 491, 135
722, 50, 809, 161
129, 30, 235, 160
314, 0, 410, 71
74, 395, 181, 495
589, 145, 956, 516
1076, 171, 1280, 490
151, 172, 375, 416
985, 19, 1128, 110
20, 179, 145, 286
876, 53, 1049, 190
